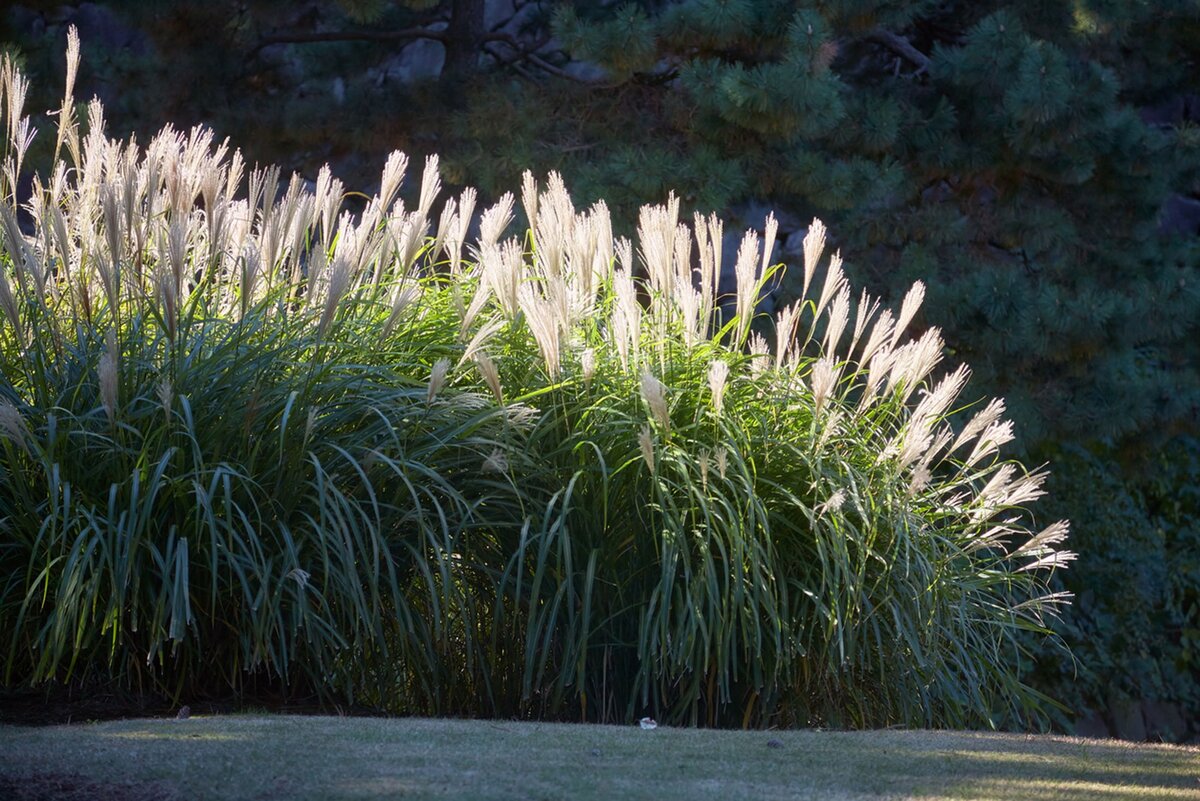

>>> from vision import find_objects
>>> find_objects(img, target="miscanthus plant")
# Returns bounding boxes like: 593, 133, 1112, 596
0, 34, 1072, 728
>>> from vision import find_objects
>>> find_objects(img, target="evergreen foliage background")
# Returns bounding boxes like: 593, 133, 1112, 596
2, 0, 1198, 738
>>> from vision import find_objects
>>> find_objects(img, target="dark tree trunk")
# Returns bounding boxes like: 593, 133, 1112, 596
443, 0, 485, 80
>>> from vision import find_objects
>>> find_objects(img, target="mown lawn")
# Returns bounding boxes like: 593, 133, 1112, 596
0, 716, 1196, 800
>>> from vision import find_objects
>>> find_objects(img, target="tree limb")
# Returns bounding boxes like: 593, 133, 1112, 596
483, 33, 595, 84
864, 28, 931, 73
251, 27, 448, 57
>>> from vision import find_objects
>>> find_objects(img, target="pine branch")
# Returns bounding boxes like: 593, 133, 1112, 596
864, 28, 931, 73
251, 27, 448, 57
484, 32, 596, 83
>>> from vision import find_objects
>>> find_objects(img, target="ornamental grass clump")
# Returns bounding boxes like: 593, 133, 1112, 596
0, 35, 1072, 728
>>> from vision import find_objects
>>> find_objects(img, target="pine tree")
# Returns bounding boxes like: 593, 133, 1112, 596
552, 1, 1200, 453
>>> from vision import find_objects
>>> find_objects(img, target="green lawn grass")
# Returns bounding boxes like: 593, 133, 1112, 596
1, 716, 1196, 800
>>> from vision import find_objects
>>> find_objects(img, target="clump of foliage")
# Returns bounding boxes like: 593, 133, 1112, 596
1027, 438, 1200, 738
0, 35, 1072, 728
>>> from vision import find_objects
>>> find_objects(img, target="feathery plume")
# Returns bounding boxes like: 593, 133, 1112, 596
708, 360, 729, 416
1017, 549, 1077, 572
810, 358, 838, 417
910, 365, 970, 433
887, 328, 944, 402
748, 332, 771, 378
694, 213, 718, 336
318, 256, 350, 337
0, 266, 20, 335
239, 242, 260, 318
964, 419, 1016, 468
1013, 520, 1070, 558
427, 358, 451, 404
733, 230, 760, 344
848, 289, 882, 359
638, 200, 676, 295
0, 401, 29, 452
801, 219, 826, 301
481, 238, 523, 319
417, 155, 441, 221
519, 285, 563, 379
813, 251, 845, 323
857, 309, 894, 367
383, 282, 419, 338
459, 279, 494, 336
483, 448, 509, 474
446, 187, 477, 274
51, 26, 82, 167
821, 287, 851, 357
474, 351, 503, 403
157, 378, 173, 419
479, 194, 515, 249
458, 316, 504, 369
641, 371, 670, 431
580, 348, 596, 385
951, 398, 1006, 454
99, 330, 118, 421
611, 268, 640, 371
378, 150, 408, 212
892, 280, 926, 348
521, 171, 538, 231
639, 425, 656, 474
817, 488, 846, 518
774, 300, 802, 370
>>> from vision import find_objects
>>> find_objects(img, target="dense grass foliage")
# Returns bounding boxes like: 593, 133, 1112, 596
0, 37, 1072, 728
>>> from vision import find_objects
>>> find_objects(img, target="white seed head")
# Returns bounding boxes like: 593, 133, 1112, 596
813, 251, 846, 323
965, 419, 1015, 468
810, 357, 838, 416
822, 287, 851, 357
774, 300, 802, 370
417, 154, 441, 220
893, 280, 927, 349
480, 193, 515, 249
1013, 520, 1070, 558
0, 401, 28, 451
286, 568, 311, 587
640, 371, 670, 431
581, 348, 596, 384
519, 285, 563, 379
733, 229, 760, 344
817, 488, 846, 517
483, 448, 509, 474
428, 357, 451, 404
157, 378, 173, 418
748, 332, 771, 378
951, 398, 1006, 455
801, 219, 826, 300
474, 351, 503, 403
99, 333, 118, 421
378, 150, 409, 212
708, 360, 729, 416
639, 425, 656, 474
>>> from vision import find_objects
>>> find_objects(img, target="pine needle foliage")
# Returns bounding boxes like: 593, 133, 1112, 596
0, 36, 1071, 728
